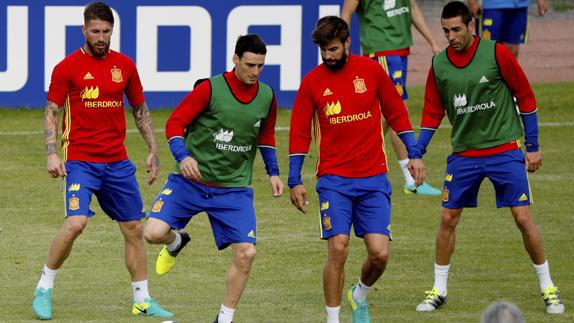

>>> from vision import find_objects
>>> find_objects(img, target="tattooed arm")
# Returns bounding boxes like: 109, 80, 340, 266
132, 101, 159, 185
44, 101, 67, 178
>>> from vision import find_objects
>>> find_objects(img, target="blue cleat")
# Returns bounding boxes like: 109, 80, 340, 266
347, 286, 370, 323
404, 182, 441, 196
33, 287, 52, 320
132, 298, 173, 317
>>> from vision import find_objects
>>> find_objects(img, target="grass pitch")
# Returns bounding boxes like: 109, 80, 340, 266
0, 83, 572, 322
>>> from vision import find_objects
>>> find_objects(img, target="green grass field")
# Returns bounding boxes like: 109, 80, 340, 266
1, 83, 573, 322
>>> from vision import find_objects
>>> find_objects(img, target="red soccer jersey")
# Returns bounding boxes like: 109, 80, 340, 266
47, 48, 145, 162
422, 37, 536, 157
289, 54, 413, 178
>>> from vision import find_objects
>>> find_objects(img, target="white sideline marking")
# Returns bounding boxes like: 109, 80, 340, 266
1, 122, 572, 136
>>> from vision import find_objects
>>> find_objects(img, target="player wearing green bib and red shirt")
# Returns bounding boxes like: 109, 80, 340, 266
342, 0, 443, 196
144, 35, 283, 323
415, 1, 564, 315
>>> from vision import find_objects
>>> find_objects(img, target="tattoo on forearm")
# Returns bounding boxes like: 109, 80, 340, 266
44, 101, 61, 156
132, 102, 158, 152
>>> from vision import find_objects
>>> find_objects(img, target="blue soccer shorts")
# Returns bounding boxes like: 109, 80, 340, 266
441, 149, 532, 209
64, 160, 145, 222
148, 173, 256, 250
315, 173, 392, 240
481, 7, 529, 44
373, 55, 409, 100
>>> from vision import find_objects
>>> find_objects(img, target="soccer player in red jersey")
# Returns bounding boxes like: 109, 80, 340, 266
33, 2, 172, 320
289, 16, 425, 323
415, 1, 563, 314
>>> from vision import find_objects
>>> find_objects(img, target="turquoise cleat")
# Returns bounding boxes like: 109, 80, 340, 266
347, 286, 370, 323
132, 298, 173, 317
404, 182, 441, 196
33, 287, 53, 320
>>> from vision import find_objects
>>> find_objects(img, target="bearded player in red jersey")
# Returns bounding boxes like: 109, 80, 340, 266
415, 1, 563, 315
32, 2, 172, 320
289, 16, 425, 323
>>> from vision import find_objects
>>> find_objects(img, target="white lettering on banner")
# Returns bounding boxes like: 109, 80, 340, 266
137, 6, 211, 91
317, 5, 340, 65
0, 6, 28, 91
44, 6, 120, 91
227, 5, 302, 91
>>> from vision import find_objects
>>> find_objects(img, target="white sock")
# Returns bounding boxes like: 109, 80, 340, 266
433, 263, 450, 295
352, 279, 371, 303
132, 280, 150, 304
398, 159, 415, 186
166, 232, 182, 252
326, 306, 340, 323
218, 304, 235, 323
533, 260, 555, 292
37, 264, 58, 290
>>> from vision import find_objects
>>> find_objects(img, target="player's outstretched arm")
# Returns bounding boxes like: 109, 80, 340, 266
132, 101, 159, 185
44, 100, 66, 178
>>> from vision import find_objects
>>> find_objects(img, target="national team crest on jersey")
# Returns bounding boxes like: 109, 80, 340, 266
111, 66, 123, 83
68, 197, 80, 211
152, 199, 164, 212
323, 215, 332, 231
353, 78, 367, 93
442, 188, 449, 202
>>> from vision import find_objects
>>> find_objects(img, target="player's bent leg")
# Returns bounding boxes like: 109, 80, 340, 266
347, 286, 370, 323
222, 243, 257, 309
33, 215, 88, 320
510, 206, 545, 264
324, 235, 350, 308
145, 218, 191, 276
46, 215, 89, 269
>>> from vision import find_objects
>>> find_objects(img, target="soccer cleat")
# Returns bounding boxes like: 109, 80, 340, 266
132, 298, 173, 317
404, 182, 441, 196
347, 286, 370, 323
156, 231, 191, 276
542, 286, 565, 314
33, 287, 53, 320
416, 287, 447, 311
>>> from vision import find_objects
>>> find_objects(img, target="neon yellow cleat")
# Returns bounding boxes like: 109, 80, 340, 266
155, 232, 190, 276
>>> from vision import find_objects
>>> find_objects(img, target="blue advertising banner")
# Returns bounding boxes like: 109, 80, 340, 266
0, 0, 360, 109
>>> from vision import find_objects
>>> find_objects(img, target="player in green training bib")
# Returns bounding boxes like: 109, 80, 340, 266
144, 35, 284, 323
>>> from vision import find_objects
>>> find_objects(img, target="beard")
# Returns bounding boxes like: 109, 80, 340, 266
86, 41, 110, 58
323, 51, 348, 71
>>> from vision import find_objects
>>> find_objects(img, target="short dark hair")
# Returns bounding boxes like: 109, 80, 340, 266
312, 16, 349, 47
84, 1, 114, 25
441, 1, 472, 25
234, 34, 267, 58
